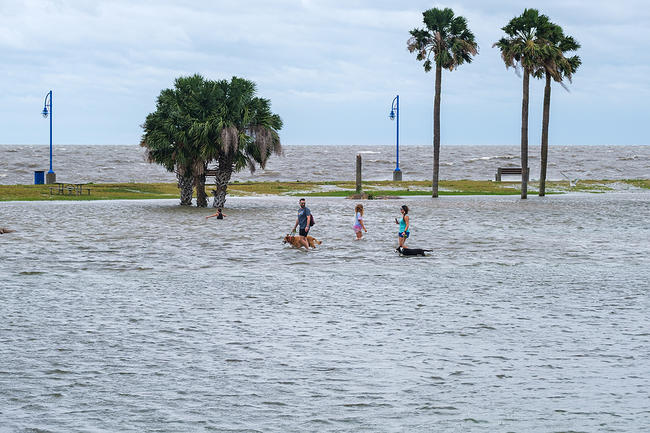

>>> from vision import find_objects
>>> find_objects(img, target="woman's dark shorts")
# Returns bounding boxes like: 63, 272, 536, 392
299, 228, 309, 236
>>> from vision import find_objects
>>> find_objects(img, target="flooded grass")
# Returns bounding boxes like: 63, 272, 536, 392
0, 179, 647, 201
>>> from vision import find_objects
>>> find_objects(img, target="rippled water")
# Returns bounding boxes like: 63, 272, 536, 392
1, 193, 649, 431
1, 144, 648, 184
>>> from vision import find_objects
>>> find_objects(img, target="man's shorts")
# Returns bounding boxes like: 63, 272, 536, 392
299, 228, 309, 237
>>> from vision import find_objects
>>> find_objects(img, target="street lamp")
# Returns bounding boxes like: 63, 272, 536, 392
42, 90, 56, 184
389, 94, 402, 181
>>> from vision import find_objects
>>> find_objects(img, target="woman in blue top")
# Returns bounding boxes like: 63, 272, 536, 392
395, 205, 410, 248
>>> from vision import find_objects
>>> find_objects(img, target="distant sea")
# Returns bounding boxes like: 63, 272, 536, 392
0, 144, 648, 185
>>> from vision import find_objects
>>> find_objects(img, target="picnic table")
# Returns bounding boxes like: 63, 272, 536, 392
49, 183, 91, 196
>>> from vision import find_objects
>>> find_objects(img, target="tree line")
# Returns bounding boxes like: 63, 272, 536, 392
141, 7, 580, 206
409, 7, 581, 199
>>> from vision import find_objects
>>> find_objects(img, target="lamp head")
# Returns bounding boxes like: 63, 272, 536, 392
41, 107, 49, 118
389, 109, 395, 120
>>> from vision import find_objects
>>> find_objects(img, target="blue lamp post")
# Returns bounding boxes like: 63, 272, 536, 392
41, 90, 56, 184
389, 94, 402, 181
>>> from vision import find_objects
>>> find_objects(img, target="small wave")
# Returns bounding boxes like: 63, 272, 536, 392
357, 151, 382, 154
419, 404, 457, 410
262, 401, 287, 406
342, 403, 374, 408
44, 369, 72, 375
465, 155, 517, 163
464, 418, 488, 424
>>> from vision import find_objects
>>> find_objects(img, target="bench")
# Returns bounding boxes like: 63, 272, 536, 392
495, 167, 529, 182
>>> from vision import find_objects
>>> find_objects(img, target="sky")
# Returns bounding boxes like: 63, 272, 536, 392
1, 0, 649, 146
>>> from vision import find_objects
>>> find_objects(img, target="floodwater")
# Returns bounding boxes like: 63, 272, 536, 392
1, 193, 649, 432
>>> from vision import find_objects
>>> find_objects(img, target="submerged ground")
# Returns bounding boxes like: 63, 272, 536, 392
1, 194, 649, 432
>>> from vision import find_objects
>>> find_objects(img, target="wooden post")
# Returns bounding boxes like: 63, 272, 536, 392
356, 154, 362, 193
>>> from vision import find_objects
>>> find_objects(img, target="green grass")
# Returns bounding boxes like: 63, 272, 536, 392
0, 183, 179, 201
622, 179, 650, 189
0, 179, 646, 202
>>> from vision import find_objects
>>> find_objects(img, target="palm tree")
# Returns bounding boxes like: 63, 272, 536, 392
494, 9, 556, 199
141, 75, 282, 208
141, 78, 206, 206
408, 7, 478, 198
535, 26, 581, 196
209, 77, 283, 208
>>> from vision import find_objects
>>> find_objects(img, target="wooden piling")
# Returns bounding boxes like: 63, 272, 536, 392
356, 154, 362, 193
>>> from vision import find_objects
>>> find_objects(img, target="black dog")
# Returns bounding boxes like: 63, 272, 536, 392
396, 246, 431, 256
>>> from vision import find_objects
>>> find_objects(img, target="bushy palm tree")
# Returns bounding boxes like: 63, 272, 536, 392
534, 26, 581, 196
210, 77, 283, 208
408, 7, 478, 198
141, 75, 217, 206
141, 75, 282, 208
494, 9, 557, 199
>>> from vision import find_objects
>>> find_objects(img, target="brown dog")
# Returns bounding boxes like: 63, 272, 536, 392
283, 234, 322, 249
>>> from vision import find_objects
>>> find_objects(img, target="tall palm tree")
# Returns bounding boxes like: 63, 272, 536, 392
209, 77, 283, 208
494, 9, 556, 199
535, 26, 581, 196
408, 7, 478, 198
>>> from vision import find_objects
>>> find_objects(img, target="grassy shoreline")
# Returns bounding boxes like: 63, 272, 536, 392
0, 179, 648, 202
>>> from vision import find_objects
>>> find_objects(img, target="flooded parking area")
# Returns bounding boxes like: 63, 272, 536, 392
1, 193, 649, 432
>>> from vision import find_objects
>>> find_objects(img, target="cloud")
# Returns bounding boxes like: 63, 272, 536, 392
0, 0, 647, 145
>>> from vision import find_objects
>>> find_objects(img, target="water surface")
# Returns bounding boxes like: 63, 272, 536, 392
1, 194, 649, 432
1, 144, 648, 184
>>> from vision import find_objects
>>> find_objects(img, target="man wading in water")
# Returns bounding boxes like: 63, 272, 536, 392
292, 198, 312, 249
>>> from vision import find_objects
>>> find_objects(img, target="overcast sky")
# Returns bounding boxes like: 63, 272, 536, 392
1, 0, 648, 146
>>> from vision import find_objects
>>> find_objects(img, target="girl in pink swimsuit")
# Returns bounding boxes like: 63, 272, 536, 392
353, 204, 367, 240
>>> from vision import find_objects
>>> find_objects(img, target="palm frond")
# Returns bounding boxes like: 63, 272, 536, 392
220, 126, 239, 155
408, 7, 477, 74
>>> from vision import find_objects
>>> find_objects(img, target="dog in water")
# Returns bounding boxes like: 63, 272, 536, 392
396, 246, 431, 256
283, 234, 322, 249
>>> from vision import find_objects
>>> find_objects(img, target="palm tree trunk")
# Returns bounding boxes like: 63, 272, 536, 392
432, 63, 442, 198
212, 155, 234, 208
177, 172, 194, 206
195, 172, 208, 207
539, 73, 552, 197
520, 68, 530, 199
